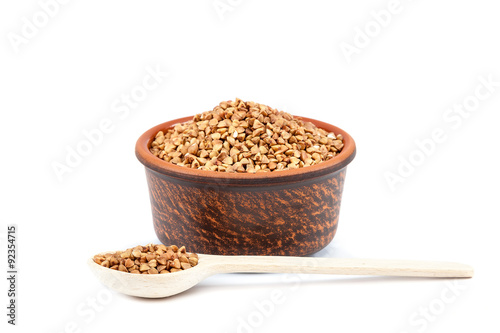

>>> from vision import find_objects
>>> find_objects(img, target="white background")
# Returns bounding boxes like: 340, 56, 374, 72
1, 1, 499, 332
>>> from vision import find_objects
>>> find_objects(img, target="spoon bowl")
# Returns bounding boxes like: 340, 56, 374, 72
87, 253, 217, 298
88, 253, 473, 298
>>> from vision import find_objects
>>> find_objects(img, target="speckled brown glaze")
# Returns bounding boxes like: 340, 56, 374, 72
136, 116, 356, 256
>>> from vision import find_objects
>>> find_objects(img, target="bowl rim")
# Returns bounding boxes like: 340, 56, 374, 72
135, 115, 356, 184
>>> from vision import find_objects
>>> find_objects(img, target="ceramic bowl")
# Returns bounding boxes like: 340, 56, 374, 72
136, 116, 355, 256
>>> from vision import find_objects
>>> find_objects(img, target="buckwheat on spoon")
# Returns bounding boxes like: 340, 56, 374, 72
92, 244, 198, 274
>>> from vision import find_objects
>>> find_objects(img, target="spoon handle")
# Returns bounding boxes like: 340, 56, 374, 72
208, 256, 473, 278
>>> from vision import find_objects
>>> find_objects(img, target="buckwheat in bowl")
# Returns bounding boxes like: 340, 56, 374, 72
135, 99, 356, 256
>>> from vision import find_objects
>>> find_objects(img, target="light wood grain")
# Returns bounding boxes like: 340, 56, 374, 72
88, 253, 473, 298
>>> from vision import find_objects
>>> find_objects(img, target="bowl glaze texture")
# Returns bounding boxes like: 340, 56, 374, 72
136, 116, 356, 256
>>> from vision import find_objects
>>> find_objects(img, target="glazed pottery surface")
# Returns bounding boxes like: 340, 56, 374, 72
136, 116, 356, 256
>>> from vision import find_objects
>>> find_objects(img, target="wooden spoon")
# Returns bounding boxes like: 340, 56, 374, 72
87, 254, 473, 298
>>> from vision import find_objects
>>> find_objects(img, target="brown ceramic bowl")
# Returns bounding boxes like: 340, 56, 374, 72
136, 116, 356, 256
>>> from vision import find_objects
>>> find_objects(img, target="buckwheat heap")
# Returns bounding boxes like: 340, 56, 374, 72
150, 98, 344, 173
93, 244, 198, 274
